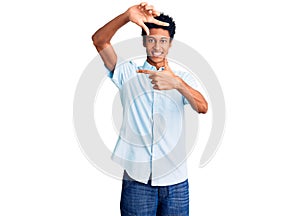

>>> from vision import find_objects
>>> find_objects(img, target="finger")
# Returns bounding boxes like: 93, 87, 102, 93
152, 10, 160, 17
145, 5, 154, 10
149, 74, 156, 79
140, 2, 147, 7
139, 22, 150, 35
139, 3, 148, 11
145, 9, 153, 15
137, 69, 148, 74
164, 58, 169, 70
151, 18, 170, 26
136, 69, 155, 74
153, 85, 160, 90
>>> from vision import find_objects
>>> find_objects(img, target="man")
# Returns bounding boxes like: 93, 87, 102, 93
92, 2, 208, 216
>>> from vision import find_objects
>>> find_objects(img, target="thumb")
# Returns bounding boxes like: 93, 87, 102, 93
164, 58, 170, 70
140, 22, 149, 35
152, 18, 170, 27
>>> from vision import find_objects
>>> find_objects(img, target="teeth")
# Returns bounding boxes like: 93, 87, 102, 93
152, 52, 162, 56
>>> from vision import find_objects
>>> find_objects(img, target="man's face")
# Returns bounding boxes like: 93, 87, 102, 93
143, 28, 172, 65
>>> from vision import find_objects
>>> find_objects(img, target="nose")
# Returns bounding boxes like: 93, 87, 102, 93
154, 41, 160, 49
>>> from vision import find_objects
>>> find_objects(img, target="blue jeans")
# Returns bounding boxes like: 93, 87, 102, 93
120, 172, 189, 216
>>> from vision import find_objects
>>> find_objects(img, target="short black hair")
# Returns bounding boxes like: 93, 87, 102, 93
141, 13, 176, 39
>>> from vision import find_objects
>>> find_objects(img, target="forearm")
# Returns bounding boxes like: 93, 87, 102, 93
176, 77, 208, 114
92, 12, 129, 51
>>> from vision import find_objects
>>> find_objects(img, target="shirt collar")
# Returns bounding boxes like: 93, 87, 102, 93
142, 60, 165, 71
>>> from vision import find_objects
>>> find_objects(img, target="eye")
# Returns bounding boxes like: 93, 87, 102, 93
147, 38, 155, 43
160, 39, 168, 44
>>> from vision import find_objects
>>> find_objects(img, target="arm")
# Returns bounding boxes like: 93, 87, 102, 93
92, 2, 169, 71
137, 59, 208, 114
175, 77, 208, 114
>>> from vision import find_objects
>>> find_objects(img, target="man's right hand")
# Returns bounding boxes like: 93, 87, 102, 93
92, 2, 169, 71
126, 2, 169, 35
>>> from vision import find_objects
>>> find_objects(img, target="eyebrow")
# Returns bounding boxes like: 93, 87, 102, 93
147, 36, 169, 39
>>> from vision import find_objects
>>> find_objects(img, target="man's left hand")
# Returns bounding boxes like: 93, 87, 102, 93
137, 59, 181, 90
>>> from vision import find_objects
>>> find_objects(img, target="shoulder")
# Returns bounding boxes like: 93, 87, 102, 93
115, 59, 138, 70
108, 59, 139, 88
113, 59, 139, 77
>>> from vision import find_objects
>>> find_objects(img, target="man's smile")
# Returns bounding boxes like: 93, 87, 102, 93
151, 51, 164, 57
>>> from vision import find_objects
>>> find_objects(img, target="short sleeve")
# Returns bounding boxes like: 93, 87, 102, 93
180, 72, 201, 105
105, 59, 137, 89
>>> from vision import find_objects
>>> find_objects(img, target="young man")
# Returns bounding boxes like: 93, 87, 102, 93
92, 2, 208, 216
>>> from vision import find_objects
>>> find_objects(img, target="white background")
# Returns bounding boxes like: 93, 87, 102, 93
1, 0, 300, 215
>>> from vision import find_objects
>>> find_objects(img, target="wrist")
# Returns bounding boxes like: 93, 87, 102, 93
174, 76, 183, 90
122, 10, 131, 22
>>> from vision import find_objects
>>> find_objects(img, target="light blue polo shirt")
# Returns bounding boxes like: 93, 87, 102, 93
107, 59, 199, 186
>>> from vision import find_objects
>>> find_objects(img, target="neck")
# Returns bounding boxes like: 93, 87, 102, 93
146, 57, 165, 70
